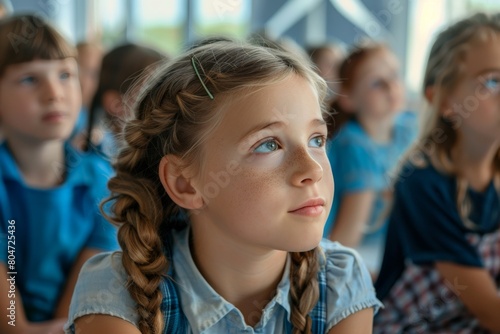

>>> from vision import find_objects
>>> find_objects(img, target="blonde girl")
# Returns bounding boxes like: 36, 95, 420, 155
65, 39, 381, 334
375, 12, 500, 333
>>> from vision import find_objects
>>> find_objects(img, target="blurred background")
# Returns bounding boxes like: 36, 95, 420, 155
6, 0, 500, 106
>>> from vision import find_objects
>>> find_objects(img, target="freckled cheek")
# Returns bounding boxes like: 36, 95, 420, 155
225, 168, 286, 214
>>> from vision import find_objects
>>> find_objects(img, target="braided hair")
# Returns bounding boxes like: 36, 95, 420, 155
102, 39, 328, 334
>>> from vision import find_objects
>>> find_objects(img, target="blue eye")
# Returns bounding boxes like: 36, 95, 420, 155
60, 72, 70, 80
254, 139, 279, 153
371, 79, 385, 88
20, 76, 36, 85
484, 78, 500, 91
309, 136, 326, 148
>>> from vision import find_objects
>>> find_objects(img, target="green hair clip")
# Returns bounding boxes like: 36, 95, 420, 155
191, 57, 214, 100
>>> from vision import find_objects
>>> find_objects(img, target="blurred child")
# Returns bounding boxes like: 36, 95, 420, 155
83, 43, 164, 159
65, 39, 381, 334
307, 43, 345, 98
375, 12, 500, 333
0, 15, 117, 334
323, 43, 415, 274
71, 42, 103, 136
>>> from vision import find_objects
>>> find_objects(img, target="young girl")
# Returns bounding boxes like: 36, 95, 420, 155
65, 39, 381, 333
0, 15, 118, 333
323, 43, 415, 274
375, 12, 500, 333
70, 42, 103, 139
81, 43, 165, 158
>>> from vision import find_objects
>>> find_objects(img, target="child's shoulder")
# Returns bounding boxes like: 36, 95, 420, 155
328, 121, 375, 161
318, 239, 383, 327
319, 239, 371, 281
64, 143, 113, 195
393, 112, 418, 146
0, 141, 18, 179
66, 143, 113, 179
66, 251, 140, 331
395, 157, 452, 191
79, 251, 127, 282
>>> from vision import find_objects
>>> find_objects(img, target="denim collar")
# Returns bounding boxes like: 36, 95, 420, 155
171, 226, 292, 333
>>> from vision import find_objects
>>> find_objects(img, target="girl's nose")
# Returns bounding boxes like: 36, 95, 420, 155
44, 78, 64, 102
388, 78, 401, 95
290, 147, 324, 186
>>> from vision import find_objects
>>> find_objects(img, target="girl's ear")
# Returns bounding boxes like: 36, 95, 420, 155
424, 85, 435, 103
425, 85, 453, 116
102, 90, 124, 117
159, 155, 204, 210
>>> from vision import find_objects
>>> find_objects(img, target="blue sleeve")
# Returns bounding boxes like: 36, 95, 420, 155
85, 210, 118, 251
395, 110, 419, 144
321, 240, 383, 330
64, 252, 139, 333
392, 165, 482, 267
82, 154, 118, 251
330, 135, 381, 192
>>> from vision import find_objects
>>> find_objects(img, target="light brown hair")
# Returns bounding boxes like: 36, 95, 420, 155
0, 14, 76, 77
102, 39, 328, 333
85, 43, 165, 150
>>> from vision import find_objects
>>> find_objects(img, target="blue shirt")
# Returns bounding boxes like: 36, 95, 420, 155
374, 159, 500, 332
65, 227, 382, 333
324, 118, 415, 271
0, 142, 118, 321
69, 106, 88, 140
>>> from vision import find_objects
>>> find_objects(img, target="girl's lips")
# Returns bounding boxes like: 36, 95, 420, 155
289, 205, 324, 216
289, 198, 325, 216
42, 112, 66, 122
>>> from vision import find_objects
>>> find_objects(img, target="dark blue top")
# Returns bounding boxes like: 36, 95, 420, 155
0, 142, 118, 321
375, 159, 500, 300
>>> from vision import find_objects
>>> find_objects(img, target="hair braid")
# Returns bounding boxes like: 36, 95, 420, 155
289, 248, 320, 334
103, 92, 181, 334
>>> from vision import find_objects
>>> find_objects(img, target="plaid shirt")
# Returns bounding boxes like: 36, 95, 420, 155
374, 229, 500, 334
161, 261, 327, 334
